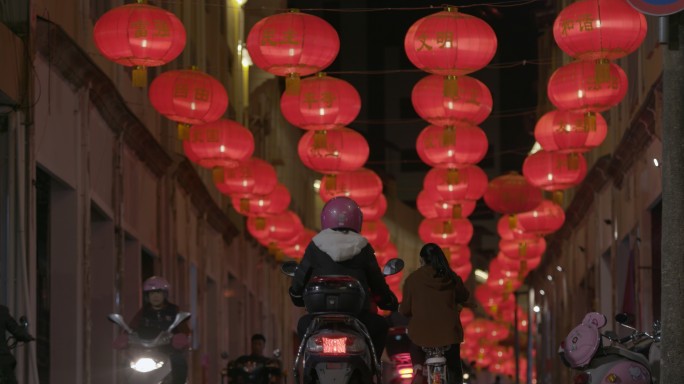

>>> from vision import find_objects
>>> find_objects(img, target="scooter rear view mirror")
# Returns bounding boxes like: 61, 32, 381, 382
19, 316, 28, 328
167, 312, 192, 332
382, 258, 405, 276
615, 313, 635, 325
281, 261, 298, 277
108, 313, 134, 334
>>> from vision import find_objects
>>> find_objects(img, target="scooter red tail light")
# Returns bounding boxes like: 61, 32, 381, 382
322, 336, 348, 354
573, 372, 590, 384
307, 333, 366, 354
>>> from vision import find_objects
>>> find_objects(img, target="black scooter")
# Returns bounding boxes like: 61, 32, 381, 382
281, 258, 404, 384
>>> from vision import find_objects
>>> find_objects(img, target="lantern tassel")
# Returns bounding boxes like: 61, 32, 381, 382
446, 168, 460, 185
324, 174, 337, 191
178, 123, 191, 140
286, 73, 301, 94
594, 59, 610, 84
452, 203, 462, 219
508, 214, 518, 230
584, 112, 597, 132
518, 260, 528, 281
132, 66, 147, 87
443, 220, 453, 234
239, 198, 250, 213
519, 240, 527, 258
444, 75, 459, 98
313, 130, 328, 149
442, 125, 456, 146
212, 167, 224, 184
552, 190, 564, 205
567, 153, 580, 170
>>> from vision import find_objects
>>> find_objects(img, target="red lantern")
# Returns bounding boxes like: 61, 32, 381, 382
214, 158, 278, 197
411, 74, 493, 126
246, 11, 339, 93
516, 200, 566, 236
93, 2, 186, 87
280, 229, 316, 260
416, 124, 488, 168
319, 168, 383, 206
460, 308, 475, 328
535, 109, 608, 153
183, 119, 254, 169
444, 244, 471, 265
523, 150, 588, 191
496, 216, 538, 241
247, 210, 303, 243
417, 189, 477, 219
483, 172, 543, 215
404, 9, 497, 77
231, 184, 291, 217
499, 237, 547, 260
375, 242, 398, 266
547, 60, 627, 130
553, 0, 647, 61
149, 68, 229, 139
360, 195, 387, 221
419, 218, 473, 245
496, 252, 542, 278
298, 128, 369, 174
361, 220, 390, 248
451, 261, 473, 281
423, 165, 488, 203
280, 73, 360, 130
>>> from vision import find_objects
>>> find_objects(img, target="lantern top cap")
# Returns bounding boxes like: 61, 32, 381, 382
443, 5, 458, 12
288, 8, 300, 13
316, 72, 327, 78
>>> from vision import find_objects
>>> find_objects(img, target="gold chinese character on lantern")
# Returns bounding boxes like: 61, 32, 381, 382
260, 29, 278, 46
577, 14, 595, 32
436, 31, 453, 48
195, 88, 209, 102
190, 130, 205, 142
173, 83, 189, 98
416, 33, 433, 51
131, 20, 149, 38
279, 29, 300, 45
152, 19, 171, 37
206, 128, 220, 142
560, 19, 575, 36
320, 91, 336, 107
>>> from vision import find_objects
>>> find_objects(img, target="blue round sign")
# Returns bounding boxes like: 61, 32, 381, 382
628, 0, 684, 15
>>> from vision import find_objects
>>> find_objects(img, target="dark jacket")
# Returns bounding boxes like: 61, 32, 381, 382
129, 302, 190, 340
289, 228, 398, 312
1, 305, 32, 364
399, 265, 470, 347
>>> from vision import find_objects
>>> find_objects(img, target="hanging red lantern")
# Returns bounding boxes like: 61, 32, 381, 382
523, 150, 588, 197
183, 119, 254, 169
417, 189, 477, 219
298, 127, 369, 174
451, 261, 473, 281
547, 60, 627, 130
416, 124, 488, 168
516, 200, 566, 236
230, 183, 291, 217
360, 195, 387, 221
535, 109, 608, 153
279, 229, 316, 260
149, 68, 229, 139
214, 158, 278, 197
419, 218, 473, 245
319, 168, 383, 206
499, 237, 547, 260
280, 73, 361, 130
487, 258, 522, 285
495, 252, 542, 278
496, 216, 539, 241
93, 1, 186, 87
460, 307, 475, 328
483, 172, 543, 215
444, 244, 471, 265
411, 74, 493, 126
404, 8, 497, 96
247, 210, 304, 244
246, 10, 339, 93
361, 220, 390, 248
375, 242, 398, 266
553, 0, 647, 61
423, 165, 488, 203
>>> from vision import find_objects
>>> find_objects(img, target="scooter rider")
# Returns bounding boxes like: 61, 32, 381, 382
114, 276, 191, 384
289, 196, 399, 360
1, 304, 34, 384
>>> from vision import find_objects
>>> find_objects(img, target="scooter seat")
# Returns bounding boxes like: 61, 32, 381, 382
602, 346, 650, 368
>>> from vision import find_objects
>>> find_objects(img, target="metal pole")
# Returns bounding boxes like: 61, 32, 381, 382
513, 291, 520, 384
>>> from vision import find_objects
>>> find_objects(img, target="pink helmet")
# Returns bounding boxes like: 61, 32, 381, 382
143, 276, 170, 293
321, 196, 363, 232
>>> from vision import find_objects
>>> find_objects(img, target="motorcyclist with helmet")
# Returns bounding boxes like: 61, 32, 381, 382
289, 196, 399, 360
228, 334, 282, 384
113, 276, 191, 384
1, 305, 34, 384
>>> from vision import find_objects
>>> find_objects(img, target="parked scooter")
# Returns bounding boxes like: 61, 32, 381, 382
558, 312, 661, 384
108, 312, 191, 384
382, 326, 414, 384
281, 258, 405, 384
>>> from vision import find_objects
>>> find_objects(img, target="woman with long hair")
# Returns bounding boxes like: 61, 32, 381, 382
399, 243, 470, 383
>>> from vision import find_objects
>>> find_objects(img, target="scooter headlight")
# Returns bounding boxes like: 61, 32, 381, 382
130, 357, 164, 373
